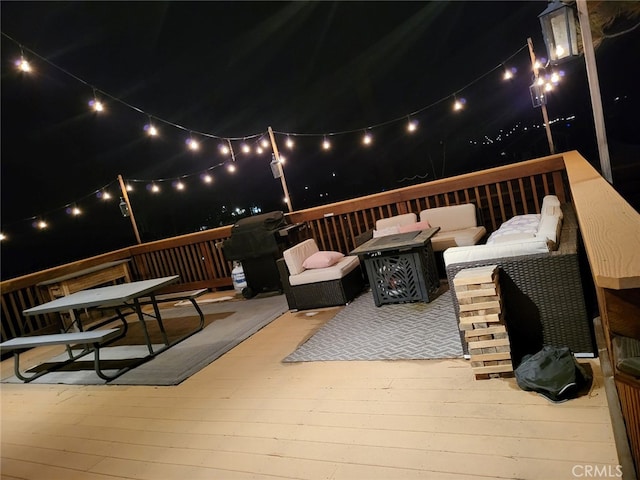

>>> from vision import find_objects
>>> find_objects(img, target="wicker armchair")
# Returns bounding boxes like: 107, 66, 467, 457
446, 204, 596, 364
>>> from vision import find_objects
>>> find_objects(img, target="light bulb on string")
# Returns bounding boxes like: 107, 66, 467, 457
173, 180, 185, 191
219, 143, 230, 155
362, 131, 373, 146
34, 219, 48, 230
453, 96, 466, 111
147, 183, 160, 193
97, 190, 112, 200
241, 143, 251, 154
186, 136, 199, 151
286, 136, 294, 149
201, 172, 213, 184
144, 122, 158, 137
89, 98, 104, 113
126, 183, 134, 192
0, 233, 6, 241
261, 138, 270, 149
407, 118, 418, 133
66, 205, 81, 216
322, 137, 331, 150
15, 49, 32, 73
256, 146, 264, 154
227, 163, 236, 173
503, 66, 516, 80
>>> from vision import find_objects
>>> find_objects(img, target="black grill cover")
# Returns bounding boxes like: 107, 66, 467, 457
222, 211, 288, 261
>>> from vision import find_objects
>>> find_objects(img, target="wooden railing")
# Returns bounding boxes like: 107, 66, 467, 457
1, 153, 570, 341
564, 150, 640, 478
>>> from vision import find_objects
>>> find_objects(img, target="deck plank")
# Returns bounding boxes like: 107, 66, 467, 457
1, 304, 620, 479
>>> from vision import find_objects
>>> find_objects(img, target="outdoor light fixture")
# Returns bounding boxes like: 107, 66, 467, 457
538, 0, 580, 64
538, 0, 612, 183
119, 197, 130, 217
270, 154, 283, 179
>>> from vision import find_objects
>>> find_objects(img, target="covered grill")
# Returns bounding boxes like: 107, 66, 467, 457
222, 211, 302, 298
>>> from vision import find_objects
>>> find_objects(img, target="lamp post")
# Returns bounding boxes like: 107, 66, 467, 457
538, 0, 613, 183
527, 37, 556, 155
267, 126, 293, 213
117, 174, 142, 244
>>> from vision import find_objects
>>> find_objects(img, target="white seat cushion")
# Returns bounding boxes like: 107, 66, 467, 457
420, 204, 478, 232
444, 237, 550, 266
375, 213, 417, 231
431, 226, 487, 251
283, 239, 318, 275
289, 255, 360, 286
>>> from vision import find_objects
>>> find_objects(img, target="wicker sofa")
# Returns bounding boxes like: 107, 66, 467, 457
276, 239, 365, 311
445, 203, 596, 363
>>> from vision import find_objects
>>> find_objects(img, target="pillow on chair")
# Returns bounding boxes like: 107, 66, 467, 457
303, 251, 345, 269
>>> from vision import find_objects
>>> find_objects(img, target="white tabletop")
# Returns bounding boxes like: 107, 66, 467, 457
23, 276, 179, 315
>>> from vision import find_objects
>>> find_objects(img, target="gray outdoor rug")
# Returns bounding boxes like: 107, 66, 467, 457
284, 288, 464, 362
2, 294, 288, 386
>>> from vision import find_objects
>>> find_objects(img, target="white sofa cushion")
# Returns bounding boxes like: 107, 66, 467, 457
373, 226, 400, 238
375, 213, 417, 231
490, 232, 536, 244
420, 204, 477, 232
541, 195, 563, 218
486, 214, 540, 244
290, 255, 360, 286
283, 238, 318, 276
536, 213, 562, 250
443, 237, 550, 266
431, 226, 487, 251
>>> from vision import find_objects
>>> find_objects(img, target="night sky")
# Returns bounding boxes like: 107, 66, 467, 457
1, 1, 638, 279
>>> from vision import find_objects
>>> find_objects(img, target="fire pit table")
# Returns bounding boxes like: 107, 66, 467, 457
350, 227, 440, 306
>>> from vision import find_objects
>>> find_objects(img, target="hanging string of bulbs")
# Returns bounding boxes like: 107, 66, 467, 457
0, 32, 564, 241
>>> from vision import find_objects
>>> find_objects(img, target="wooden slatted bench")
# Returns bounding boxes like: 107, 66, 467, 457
0, 329, 124, 382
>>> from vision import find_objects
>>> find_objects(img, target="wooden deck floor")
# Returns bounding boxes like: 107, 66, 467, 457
1, 300, 620, 479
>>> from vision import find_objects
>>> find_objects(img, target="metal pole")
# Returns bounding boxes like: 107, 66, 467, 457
117, 174, 142, 244
267, 126, 293, 212
576, 0, 613, 184
528, 37, 556, 155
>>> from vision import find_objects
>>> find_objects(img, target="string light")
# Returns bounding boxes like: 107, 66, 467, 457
0, 233, 6, 241
35, 220, 48, 230
503, 66, 516, 80
2, 36, 551, 237
145, 123, 158, 137
201, 173, 213, 183
186, 136, 199, 151
66, 205, 81, 216
15, 49, 31, 73
453, 96, 466, 111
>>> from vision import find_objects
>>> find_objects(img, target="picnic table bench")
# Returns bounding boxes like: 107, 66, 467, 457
0, 329, 123, 382
1, 284, 210, 383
